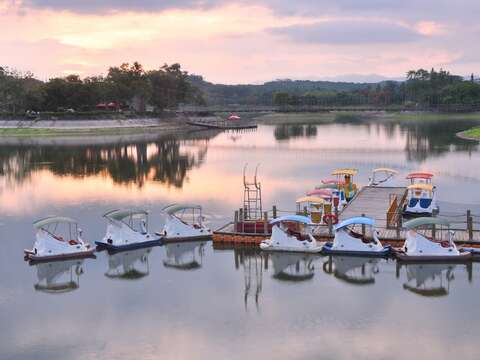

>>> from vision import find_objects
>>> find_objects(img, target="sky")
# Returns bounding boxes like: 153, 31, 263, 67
1, 0, 480, 84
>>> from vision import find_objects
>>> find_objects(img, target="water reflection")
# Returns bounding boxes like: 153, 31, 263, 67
104, 247, 152, 280
33, 259, 85, 294
233, 248, 265, 311
0, 131, 219, 188
270, 252, 316, 282
163, 241, 206, 270
322, 256, 381, 285
274, 124, 317, 140
397, 262, 472, 297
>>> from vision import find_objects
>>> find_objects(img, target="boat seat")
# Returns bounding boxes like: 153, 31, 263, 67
419, 198, 432, 209
69, 240, 79, 245
53, 235, 64, 242
193, 224, 201, 229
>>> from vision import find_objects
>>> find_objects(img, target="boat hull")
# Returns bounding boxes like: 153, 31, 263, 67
394, 250, 472, 263
156, 233, 212, 243
259, 244, 322, 254
24, 248, 96, 263
322, 243, 391, 257
95, 238, 162, 252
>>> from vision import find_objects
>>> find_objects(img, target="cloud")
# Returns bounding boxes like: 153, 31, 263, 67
269, 20, 423, 45
22, 0, 221, 13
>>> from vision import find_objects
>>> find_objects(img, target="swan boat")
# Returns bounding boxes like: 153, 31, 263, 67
96, 209, 162, 251
24, 216, 95, 262
394, 217, 471, 262
322, 217, 391, 256
260, 215, 323, 253
159, 203, 212, 242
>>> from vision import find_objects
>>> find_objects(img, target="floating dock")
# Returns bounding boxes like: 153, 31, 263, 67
187, 118, 257, 130
214, 185, 480, 247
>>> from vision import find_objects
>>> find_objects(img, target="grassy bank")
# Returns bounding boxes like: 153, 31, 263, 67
0, 126, 180, 138
457, 127, 480, 141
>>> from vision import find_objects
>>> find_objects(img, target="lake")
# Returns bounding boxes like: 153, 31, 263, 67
1, 113, 480, 360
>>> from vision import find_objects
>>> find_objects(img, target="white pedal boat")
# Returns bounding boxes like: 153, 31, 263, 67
403, 172, 439, 216
159, 203, 212, 242
322, 217, 391, 256
24, 216, 95, 262
394, 217, 472, 262
96, 209, 162, 251
260, 215, 323, 253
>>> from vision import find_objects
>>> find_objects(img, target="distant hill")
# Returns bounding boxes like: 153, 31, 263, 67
187, 75, 386, 105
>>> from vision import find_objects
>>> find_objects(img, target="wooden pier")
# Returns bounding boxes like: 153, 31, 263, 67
213, 186, 480, 247
187, 118, 257, 130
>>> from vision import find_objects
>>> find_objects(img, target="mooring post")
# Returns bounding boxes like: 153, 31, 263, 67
328, 218, 333, 237
361, 213, 366, 236
239, 208, 244, 233
234, 210, 239, 232
432, 223, 436, 240
467, 210, 473, 241
263, 211, 268, 234
396, 214, 402, 239
272, 205, 277, 219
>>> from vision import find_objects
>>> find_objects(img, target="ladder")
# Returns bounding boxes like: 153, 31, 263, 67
243, 164, 262, 220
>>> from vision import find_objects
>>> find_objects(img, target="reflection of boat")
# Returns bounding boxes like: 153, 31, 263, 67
403, 172, 438, 216
271, 252, 316, 282
96, 209, 162, 251
24, 216, 95, 262
33, 259, 85, 293
105, 247, 152, 280
322, 217, 390, 256
163, 241, 205, 270
401, 263, 456, 297
395, 217, 472, 262
323, 256, 380, 285
368, 168, 398, 186
260, 215, 322, 253
159, 204, 212, 242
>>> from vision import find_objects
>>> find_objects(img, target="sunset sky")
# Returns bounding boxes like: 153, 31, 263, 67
2, 0, 480, 84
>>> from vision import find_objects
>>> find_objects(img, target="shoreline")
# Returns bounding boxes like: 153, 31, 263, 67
456, 128, 480, 141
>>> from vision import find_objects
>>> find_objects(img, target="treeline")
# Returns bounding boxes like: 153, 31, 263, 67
0, 62, 204, 114
189, 68, 480, 108
273, 69, 480, 108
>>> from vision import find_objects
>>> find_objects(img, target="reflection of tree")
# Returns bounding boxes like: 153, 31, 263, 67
400, 119, 479, 162
0, 134, 215, 188
274, 124, 317, 140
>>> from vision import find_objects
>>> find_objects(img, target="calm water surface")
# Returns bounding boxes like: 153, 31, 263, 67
1, 115, 480, 360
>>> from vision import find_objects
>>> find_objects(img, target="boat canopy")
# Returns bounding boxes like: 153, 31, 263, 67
163, 203, 202, 215
306, 189, 333, 197
373, 168, 398, 174
404, 217, 450, 230
296, 196, 325, 204
104, 209, 148, 221
332, 168, 358, 176
335, 216, 375, 230
407, 183, 433, 191
321, 179, 346, 185
33, 216, 77, 229
270, 215, 312, 225
406, 172, 434, 180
